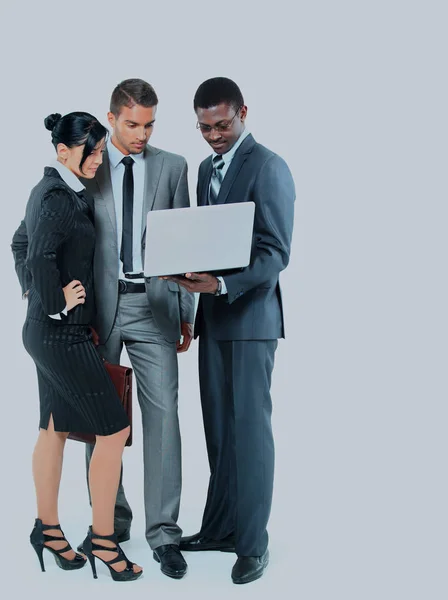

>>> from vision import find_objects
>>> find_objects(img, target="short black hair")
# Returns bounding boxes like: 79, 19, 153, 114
194, 77, 244, 112
44, 112, 108, 172
110, 78, 158, 116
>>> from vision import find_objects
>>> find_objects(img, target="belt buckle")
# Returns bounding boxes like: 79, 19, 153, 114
118, 280, 127, 293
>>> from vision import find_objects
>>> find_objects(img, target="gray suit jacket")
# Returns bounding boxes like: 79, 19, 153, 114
195, 134, 295, 341
83, 144, 195, 344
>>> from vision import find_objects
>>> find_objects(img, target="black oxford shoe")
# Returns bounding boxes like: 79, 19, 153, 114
77, 527, 130, 554
231, 548, 269, 584
179, 532, 235, 552
153, 544, 187, 579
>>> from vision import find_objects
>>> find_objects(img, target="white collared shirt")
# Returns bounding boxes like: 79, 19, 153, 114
51, 160, 85, 192
48, 160, 85, 318
211, 129, 251, 296
107, 138, 145, 283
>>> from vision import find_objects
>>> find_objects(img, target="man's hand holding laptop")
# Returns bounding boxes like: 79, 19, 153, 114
160, 272, 220, 295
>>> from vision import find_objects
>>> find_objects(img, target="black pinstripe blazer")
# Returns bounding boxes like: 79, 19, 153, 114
11, 167, 96, 325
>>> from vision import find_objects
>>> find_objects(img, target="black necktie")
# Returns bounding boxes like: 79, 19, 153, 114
209, 155, 225, 204
121, 156, 134, 274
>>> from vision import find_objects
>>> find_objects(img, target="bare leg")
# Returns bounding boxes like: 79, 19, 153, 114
32, 415, 76, 559
89, 426, 142, 574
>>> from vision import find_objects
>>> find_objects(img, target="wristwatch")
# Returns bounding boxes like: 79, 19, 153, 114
214, 277, 222, 296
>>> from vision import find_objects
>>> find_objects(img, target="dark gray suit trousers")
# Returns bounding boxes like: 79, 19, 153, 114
198, 330, 278, 557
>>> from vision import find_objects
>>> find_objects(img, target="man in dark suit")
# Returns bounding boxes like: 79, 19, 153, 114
166, 77, 295, 584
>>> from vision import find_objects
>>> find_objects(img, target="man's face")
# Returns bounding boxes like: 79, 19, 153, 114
196, 103, 247, 155
108, 104, 157, 155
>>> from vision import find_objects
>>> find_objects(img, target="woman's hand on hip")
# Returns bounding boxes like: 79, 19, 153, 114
63, 280, 86, 311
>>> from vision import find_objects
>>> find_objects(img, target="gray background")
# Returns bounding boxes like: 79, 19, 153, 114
0, 1, 446, 598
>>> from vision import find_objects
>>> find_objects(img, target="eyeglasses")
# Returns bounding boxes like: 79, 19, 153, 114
196, 107, 242, 133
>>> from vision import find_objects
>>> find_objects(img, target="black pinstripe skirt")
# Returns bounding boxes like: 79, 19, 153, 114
22, 318, 129, 435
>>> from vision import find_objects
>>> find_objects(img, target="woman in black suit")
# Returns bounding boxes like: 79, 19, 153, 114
11, 112, 142, 582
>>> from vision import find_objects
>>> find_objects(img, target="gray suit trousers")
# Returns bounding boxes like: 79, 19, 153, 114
85, 293, 182, 549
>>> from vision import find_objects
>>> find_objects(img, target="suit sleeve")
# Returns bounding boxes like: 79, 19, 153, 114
173, 159, 195, 324
26, 189, 76, 315
11, 219, 32, 296
223, 154, 296, 304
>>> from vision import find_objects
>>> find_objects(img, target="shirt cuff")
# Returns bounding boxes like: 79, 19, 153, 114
217, 276, 228, 295
49, 305, 68, 319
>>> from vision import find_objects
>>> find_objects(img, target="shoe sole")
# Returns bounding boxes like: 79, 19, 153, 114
109, 570, 143, 582
179, 546, 235, 553
160, 568, 186, 580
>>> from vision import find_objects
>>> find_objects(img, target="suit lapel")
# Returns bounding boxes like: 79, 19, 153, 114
201, 134, 256, 206
95, 150, 117, 230
141, 146, 164, 241
218, 134, 255, 204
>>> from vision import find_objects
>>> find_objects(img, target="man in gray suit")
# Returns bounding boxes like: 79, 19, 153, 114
81, 79, 194, 579
165, 78, 295, 584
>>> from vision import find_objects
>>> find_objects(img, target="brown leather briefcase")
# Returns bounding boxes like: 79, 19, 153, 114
67, 331, 133, 446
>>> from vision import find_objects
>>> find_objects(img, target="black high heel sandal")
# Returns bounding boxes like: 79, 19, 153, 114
82, 526, 142, 582
30, 518, 86, 572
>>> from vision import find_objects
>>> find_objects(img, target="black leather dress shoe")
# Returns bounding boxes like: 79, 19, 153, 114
76, 528, 130, 554
153, 544, 187, 579
179, 533, 235, 552
231, 548, 269, 584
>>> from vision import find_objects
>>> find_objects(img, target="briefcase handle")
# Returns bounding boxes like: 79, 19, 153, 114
90, 327, 100, 347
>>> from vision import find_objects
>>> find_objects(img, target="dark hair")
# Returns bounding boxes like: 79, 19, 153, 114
44, 112, 108, 172
110, 78, 158, 116
194, 77, 244, 112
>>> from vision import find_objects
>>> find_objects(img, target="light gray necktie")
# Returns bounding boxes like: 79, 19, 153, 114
209, 155, 225, 204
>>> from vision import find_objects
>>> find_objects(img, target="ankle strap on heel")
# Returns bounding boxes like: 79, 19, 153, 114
34, 519, 62, 530
88, 527, 118, 543
41, 523, 63, 532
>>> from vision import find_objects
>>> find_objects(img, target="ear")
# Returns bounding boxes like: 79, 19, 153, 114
107, 111, 116, 129
240, 105, 248, 122
56, 143, 69, 162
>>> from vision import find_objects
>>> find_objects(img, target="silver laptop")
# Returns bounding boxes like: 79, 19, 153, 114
144, 202, 255, 277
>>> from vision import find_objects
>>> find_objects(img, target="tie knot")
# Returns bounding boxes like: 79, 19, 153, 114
122, 156, 134, 168
213, 155, 224, 170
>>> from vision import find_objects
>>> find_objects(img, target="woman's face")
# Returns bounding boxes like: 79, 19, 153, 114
57, 137, 106, 179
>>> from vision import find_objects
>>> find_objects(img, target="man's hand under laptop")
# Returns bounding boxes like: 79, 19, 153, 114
160, 272, 219, 294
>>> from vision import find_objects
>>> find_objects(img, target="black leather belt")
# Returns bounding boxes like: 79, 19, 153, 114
118, 280, 146, 294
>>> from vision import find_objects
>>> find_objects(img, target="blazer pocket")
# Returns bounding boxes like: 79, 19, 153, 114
167, 280, 180, 293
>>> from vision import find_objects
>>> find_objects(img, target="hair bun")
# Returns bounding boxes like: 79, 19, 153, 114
44, 113, 62, 131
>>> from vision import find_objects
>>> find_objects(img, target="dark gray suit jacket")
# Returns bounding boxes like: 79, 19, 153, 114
195, 134, 295, 341
82, 144, 195, 344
